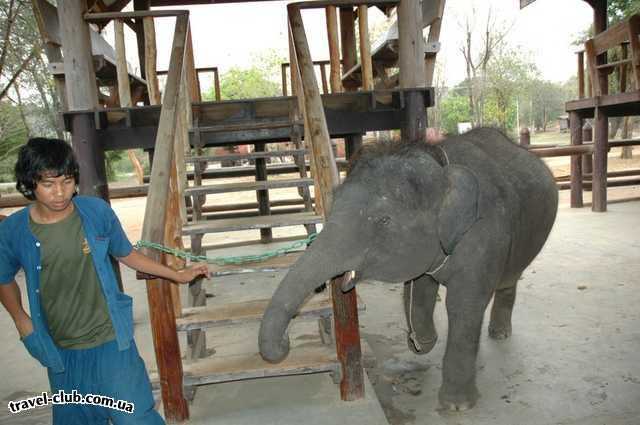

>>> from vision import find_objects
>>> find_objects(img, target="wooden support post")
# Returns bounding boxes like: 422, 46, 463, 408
578, 51, 585, 99
519, 127, 530, 147
57, 0, 108, 199
339, 6, 362, 158
140, 13, 190, 422
214, 68, 221, 101
114, 19, 133, 107
592, 107, 608, 212
357, 5, 373, 91
326, 5, 342, 93
398, 0, 426, 143
289, 4, 364, 401
569, 112, 584, 208
582, 122, 593, 176
593, 0, 608, 96
255, 142, 273, 242
282, 63, 289, 96
133, 0, 150, 82
319, 62, 329, 94
143, 17, 161, 104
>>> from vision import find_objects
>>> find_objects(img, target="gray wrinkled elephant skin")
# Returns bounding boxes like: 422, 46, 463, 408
258, 127, 558, 411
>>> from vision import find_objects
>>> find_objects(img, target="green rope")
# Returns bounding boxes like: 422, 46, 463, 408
134, 233, 317, 266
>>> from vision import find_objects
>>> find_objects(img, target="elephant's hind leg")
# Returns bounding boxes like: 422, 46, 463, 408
488, 277, 519, 340
403, 275, 439, 355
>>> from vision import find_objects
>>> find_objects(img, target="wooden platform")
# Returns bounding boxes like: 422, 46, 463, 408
184, 178, 314, 196
62, 88, 434, 150
182, 212, 323, 236
565, 91, 640, 118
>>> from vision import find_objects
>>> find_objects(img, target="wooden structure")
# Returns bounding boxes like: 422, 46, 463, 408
565, 1, 640, 212
33, 0, 442, 420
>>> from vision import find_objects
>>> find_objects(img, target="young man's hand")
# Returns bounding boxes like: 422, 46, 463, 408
173, 263, 210, 284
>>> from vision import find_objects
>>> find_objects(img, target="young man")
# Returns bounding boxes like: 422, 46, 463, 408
0, 138, 209, 424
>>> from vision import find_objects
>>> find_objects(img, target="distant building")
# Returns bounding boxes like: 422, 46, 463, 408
558, 115, 569, 132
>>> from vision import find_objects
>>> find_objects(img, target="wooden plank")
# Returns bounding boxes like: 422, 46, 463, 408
184, 178, 314, 196
290, 3, 363, 402
528, 144, 594, 158
196, 119, 297, 133
114, 19, 132, 107
358, 5, 374, 91
294, 0, 398, 9
84, 9, 188, 23
182, 211, 323, 235
177, 293, 333, 331
204, 252, 303, 277
182, 340, 339, 387
591, 15, 632, 56
186, 148, 307, 163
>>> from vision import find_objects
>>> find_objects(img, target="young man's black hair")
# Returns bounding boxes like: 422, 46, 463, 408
15, 138, 79, 201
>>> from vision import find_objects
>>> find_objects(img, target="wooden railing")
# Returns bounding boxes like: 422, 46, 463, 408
85, 10, 193, 422
583, 13, 640, 96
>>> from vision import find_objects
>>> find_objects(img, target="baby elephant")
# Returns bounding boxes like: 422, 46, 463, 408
259, 128, 558, 410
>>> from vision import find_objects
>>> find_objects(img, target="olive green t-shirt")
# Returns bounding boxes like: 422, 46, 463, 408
29, 209, 115, 349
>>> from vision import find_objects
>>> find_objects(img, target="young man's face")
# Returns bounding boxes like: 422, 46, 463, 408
33, 173, 76, 212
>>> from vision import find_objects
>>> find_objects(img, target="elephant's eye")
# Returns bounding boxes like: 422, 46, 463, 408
377, 215, 391, 226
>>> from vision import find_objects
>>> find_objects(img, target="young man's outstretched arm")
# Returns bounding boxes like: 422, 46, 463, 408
119, 250, 209, 284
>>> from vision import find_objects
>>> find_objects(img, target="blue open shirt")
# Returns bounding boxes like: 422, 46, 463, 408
0, 196, 134, 373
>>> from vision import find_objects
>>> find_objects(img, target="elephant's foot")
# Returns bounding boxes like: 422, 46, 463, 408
438, 384, 479, 411
406, 330, 437, 355
488, 321, 512, 340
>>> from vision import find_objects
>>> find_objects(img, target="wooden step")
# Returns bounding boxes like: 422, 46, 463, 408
186, 149, 307, 164
183, 340, 339, 386
176, 292, 332, 331
192, 119, 301, 134
184, 178, 314, 197
176, 292, 366, 331
202, 252, 304, 277
183, 212, 323, 236
150, 338, 339, 389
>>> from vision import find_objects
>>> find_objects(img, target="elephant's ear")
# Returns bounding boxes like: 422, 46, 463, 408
437, 165, 479, 254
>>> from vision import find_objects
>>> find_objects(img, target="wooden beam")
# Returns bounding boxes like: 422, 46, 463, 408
578, 51, 585, 99
288, 3, 364, 402
185, 24, 201, 102
592, 106, 608, 212
140, 13, 190, 422
357, 5, 373, 91
133, 0, 150, 84
84, 9, 188, 23
326, 5, 342, 93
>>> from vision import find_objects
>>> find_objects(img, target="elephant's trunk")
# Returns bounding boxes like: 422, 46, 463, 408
259, 226, 359, 363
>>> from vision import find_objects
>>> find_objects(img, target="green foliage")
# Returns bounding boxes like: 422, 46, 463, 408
483, 48, 538, 131
608, 0, 640, 24
439, 90, 472, 134
204, 49, 286, 101
0, 102, 28, 182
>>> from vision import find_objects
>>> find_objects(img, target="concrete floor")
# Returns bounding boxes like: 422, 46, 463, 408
1, 193, 639, 424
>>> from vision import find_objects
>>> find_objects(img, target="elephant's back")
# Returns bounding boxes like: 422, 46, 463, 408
442, 128, 558, 275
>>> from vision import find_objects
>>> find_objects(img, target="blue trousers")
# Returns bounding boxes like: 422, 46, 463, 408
47, 339, 164, 425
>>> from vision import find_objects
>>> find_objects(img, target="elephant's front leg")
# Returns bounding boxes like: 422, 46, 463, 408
439, 280, 493, 411
403, 275, 439, 354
